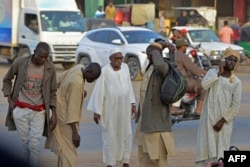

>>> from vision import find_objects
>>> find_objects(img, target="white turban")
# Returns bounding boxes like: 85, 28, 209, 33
110, 48, 121, 57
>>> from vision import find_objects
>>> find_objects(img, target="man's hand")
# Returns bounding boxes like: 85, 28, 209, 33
93, 113, 100, 124
72, 131, 80, 147
7, 96, 15, 111
157, 41, 176, 52
49, 106, 57, 131
131, 104, 136, 120
218, 60, 225, 77
83, 90, 87, 98
213, 117, 226, 132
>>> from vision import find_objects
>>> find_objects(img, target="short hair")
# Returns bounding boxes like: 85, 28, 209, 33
35, 42, 50, 52
224, 20, 228, 25
87, 62, 101, 77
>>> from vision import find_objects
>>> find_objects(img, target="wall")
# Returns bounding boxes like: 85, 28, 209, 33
234, 0, 246, 22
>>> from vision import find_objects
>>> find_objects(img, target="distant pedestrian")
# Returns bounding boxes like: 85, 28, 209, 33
158, 11, 169, 37
87, 48, 136, 167
170, 28, 180, 44
231, 20, 242, 45
45, 63, 101, 167
105, 1, 116, 20
95, 5, 105, 18
219, 20, 233, 43
195, 47, 242, 167
175, 10, 188, 26
2, 42, 57, 167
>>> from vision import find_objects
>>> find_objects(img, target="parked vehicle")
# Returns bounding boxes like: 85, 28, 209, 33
75, 26, 165, 80
0, 0, 86, 69
169, 26, 246, 65
84, 18, 116, 31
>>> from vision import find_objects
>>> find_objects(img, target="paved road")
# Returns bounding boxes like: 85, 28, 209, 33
0, 58, 250, 167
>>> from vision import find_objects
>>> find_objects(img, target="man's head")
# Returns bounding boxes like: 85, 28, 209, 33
162, 11, 167, 18
109, 48, 123, 70
222, 47, 240, 71
146, 43, 163, 63
108, 1, 113, 6
83, 62, 101, 83
32, 42, 50, 66
182, 10, 187, 17
224, 20, 229, 26
98, 5, 103, 11
175, 38, 189, 53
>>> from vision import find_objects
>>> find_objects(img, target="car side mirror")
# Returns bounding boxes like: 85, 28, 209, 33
112, 39, 123, 45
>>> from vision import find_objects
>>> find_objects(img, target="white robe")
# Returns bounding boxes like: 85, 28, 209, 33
195, 69, 241, 165
87, 63, 136, 166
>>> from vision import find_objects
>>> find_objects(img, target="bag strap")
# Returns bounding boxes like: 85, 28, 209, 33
165, 51, 177, 68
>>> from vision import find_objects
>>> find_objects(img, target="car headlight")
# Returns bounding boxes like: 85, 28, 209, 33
238, 50, 245, 56
210, 50, 220, 56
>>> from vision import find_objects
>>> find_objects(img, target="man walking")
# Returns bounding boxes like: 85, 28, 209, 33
45, 63, 101, 167
2, 42, 57, 167
87, 48, 136, 167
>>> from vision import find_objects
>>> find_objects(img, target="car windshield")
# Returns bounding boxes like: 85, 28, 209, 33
40, 11, 86, 32
188, 29, 220, 42
122, 30, 163, 44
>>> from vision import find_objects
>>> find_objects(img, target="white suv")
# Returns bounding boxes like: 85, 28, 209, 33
75, 26, 165, 80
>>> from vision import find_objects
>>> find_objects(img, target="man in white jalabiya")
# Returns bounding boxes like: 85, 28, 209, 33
195, 47, 242, 167
87, 48, 136, 167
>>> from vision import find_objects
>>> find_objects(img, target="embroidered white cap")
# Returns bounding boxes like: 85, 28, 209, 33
110, 48, 121, 56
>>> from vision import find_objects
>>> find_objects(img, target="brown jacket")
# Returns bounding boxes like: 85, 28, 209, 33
2, 56, 57, 137
174, 51, 205, 93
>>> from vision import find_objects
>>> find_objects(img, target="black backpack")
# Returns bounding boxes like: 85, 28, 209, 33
160, 51, 187, 104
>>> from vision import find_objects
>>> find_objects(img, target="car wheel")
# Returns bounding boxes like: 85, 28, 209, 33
62, 62, 75, 69
79, 56, 90, 67
126, 57, 142, 81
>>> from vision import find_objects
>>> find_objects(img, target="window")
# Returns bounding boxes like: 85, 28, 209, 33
87, 31, 109, 43
107, 31, 123, 44
40, 11, 85, 32
25, 14, 39, 33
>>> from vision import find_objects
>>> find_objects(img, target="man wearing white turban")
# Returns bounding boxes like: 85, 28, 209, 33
195, 47, 242, 167
87, 48, 136, 167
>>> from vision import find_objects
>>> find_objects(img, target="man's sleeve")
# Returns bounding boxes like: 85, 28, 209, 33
49, 68, 57, 108
87, 69, 106, 115
2, 60, 19, 97
65, 79, 84, 124
222, 80, 241, 123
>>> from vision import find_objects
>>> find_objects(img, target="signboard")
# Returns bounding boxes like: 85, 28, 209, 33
0, 0, 12, 43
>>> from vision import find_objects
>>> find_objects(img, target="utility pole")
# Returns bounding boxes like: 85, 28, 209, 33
214, 0, 217, 9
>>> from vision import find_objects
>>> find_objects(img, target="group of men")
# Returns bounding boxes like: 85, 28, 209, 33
3, 34, 241, 167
